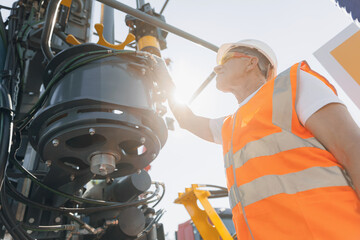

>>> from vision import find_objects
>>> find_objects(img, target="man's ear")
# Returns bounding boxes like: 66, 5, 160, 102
246, 56, 259, 72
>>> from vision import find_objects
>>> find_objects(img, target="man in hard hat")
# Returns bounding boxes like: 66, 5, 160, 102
157, 39, 360, 239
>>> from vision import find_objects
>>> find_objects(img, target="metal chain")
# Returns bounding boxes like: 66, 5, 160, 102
12, 69, 21, 111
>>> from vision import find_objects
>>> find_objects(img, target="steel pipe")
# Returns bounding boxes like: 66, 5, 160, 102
188, 71, 216, 104
97, 0, 219, 52
41, 0, 62, 60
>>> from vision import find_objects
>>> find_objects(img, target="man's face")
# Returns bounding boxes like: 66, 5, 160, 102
213, 52, 252, 92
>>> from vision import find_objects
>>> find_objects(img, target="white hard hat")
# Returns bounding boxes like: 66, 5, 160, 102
217, 39, 278, 79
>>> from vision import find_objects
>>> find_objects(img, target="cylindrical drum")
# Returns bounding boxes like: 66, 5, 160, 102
29, 44, 167, 178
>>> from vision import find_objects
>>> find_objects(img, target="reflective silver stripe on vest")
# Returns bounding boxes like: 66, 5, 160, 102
232, 132, 325, 169
224, 152, 231, 168
229, 184, 239, 209
229, 166, 350, 208
272, 67, 293, 131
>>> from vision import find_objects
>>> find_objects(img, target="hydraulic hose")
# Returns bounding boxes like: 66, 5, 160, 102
6, 176, 161, 214
0, 84, 32, 239
0, 86, 12, 190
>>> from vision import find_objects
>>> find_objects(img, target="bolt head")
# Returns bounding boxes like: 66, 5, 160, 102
28, 218, 35, 223
45, 160, 52, 167
141, 68, 146, 75
89, 128, 95, 135
140, 137, 146, 144
152, 153, 157, 159
70, 174, 75, 181
106, 176, 113, 184
52, 139, 59, 147
55, 217, 61, 223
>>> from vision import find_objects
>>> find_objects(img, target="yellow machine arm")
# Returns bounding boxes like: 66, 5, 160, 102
174, 184, 234, 240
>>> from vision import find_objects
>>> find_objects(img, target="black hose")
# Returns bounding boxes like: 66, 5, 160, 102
198, 184, 228, 191
0, 4, 32, 237
196, 184, 228, 198
22, 223, 75, 232
151, 182, 165, 208
0, 87, 12, 190
6, 177, 160, 214
0, 86, 33, 239
0, 185, 34, 240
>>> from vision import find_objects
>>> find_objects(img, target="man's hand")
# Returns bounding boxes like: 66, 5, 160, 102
152, 57, 176, 98
151, 57, 216, 143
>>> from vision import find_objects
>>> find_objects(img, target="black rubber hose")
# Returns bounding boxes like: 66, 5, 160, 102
0, 184, 33, 240
0, 86, 12, 190
6, 177, 160, 214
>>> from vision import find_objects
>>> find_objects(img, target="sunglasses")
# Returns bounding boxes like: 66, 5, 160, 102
220, 52, 252, 65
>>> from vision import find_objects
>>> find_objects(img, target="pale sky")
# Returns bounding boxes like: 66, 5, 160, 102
1, 0, 359, 238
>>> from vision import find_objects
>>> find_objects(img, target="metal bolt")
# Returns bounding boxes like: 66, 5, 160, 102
152, 153, 157, 159
137, 169, 141, 174
28, 218, 35, 224
140, 137, 146, 144
48, 69, 52, 75
141, 68, 146, 75
55, 217, 61, 223
70, 174, 75, 181
28, 91, 34, 96
89, 128, 95, 135
106, 176, 113, 184
52, 139, 59, 147
27, 230, 33, 234
45, 160, 52, 167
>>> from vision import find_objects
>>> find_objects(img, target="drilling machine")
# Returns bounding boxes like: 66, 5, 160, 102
0, 0, 174, 239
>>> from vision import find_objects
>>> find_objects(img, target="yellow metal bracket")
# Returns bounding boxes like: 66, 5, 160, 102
60, 0, 72, 8
174, 184, 233, 240
65, 23, 135, 50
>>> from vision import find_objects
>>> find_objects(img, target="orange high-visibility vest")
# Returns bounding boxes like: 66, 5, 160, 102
221, 61, 360, 240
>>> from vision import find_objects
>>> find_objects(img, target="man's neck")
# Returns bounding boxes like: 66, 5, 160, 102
233, 75, 266, 104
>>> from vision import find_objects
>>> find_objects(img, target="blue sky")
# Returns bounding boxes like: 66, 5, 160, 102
1, 0, 359, 238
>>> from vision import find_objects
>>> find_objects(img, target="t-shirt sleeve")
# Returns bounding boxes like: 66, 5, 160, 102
296, 70, 344, 126
209, 116, 226, 144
